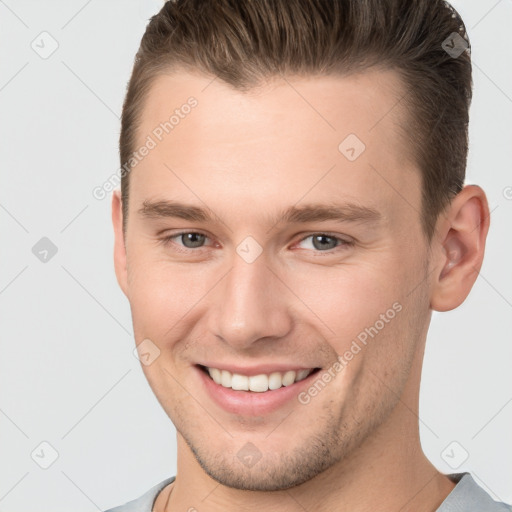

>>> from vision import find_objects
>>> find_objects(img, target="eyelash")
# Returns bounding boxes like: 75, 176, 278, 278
159, 231, 354, 255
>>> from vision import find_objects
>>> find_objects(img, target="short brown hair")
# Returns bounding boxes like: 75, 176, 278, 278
119, 0, 471, 241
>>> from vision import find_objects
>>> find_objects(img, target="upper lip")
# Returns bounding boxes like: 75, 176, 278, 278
197, 363, 320, 376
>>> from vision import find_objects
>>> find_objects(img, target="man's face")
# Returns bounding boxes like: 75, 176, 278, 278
115, 69, 434, 490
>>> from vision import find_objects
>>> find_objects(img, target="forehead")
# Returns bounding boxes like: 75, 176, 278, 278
131, 69, 421, 230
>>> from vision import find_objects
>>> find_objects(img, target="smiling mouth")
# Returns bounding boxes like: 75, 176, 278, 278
198, 364, 322, 393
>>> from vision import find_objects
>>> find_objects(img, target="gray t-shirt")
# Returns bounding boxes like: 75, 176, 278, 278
103, 473, 512, 512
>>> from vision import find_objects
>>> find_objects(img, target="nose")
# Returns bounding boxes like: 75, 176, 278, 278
207, 251, 293, 350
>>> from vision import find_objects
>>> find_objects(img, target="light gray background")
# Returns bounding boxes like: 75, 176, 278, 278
0, 1, 511, 511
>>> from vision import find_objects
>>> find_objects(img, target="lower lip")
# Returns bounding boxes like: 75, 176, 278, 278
196, 366, 320, 416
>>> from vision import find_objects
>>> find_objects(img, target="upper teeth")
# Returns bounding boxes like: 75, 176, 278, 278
206, 367, 314, 392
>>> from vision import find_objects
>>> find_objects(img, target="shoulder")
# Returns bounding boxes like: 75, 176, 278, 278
438, 473, 512, 512
102, 476, 176, 512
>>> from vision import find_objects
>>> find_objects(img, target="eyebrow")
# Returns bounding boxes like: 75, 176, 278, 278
137, 199, 382, 227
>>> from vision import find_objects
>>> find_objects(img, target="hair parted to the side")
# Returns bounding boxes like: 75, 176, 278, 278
119, 0, 472, 241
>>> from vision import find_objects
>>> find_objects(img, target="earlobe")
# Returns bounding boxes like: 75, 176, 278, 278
430, 185, 490, 312
112, 189, 129, 297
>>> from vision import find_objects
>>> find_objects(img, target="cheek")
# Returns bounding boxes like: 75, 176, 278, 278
126, 248, 222, 357
288, 262, 404, 343
128, 275, 174, 337
289, 254, 427, 381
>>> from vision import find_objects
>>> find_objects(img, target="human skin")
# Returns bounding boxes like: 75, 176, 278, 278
112, 69, 489, 512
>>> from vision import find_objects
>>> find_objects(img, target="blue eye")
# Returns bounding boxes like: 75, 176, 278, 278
295, 233, 352, 252
162, 232, 210, 251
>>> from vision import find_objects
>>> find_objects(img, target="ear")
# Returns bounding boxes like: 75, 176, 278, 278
430, 185, 490, 312
112, 189, 128, 297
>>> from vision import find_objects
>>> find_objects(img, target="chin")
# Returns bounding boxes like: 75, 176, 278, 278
178, 412, 351, 492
